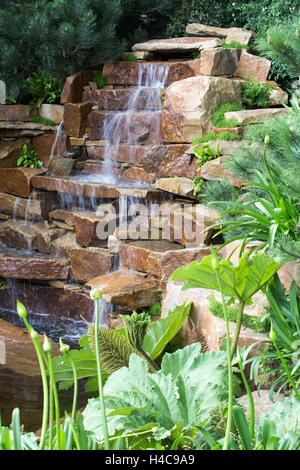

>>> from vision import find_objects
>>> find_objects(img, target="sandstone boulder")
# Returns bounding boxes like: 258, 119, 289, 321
0, 251, 69, 280
162, 76, 242, 142
155, 177, 195, 197
69, 246, 115, 283
162, 280, 268, 352
64, 102, 93, 138
234, 51, 271, 81
200, 47, 241, 76
60, 70, 96, 104
0, 167, 45, 198
199, 156, 243, 187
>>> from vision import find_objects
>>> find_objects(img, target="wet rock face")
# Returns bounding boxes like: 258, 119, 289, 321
0, 251, 70, 280
0, 282, 94, 322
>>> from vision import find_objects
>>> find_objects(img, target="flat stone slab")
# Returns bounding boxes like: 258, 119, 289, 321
186, 24, 229, 38
86, 268, 162, 308
132, 37, 222, 54
0, 121, 57, 131
224, 107, 288, 124
31, 175, 165, 200
102, 60, 202, 86
0, 250, 69, 280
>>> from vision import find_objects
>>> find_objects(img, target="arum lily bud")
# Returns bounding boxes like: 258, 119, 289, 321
59, 337, 70, 354
210, 247, 219, 270
264, 135, 270, 146
269, 325, 276, 342
43, 335, 51, 353
90, 288, 103, 300
30, 329, 38, 340
16, 300, 27, 319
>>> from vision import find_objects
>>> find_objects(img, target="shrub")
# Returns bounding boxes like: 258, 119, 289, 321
17, 144, 43, 169
241, 75, 276, 109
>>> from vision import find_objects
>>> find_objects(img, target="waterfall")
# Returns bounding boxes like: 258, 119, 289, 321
98, 63, 170, 186
50, 120, 65, 159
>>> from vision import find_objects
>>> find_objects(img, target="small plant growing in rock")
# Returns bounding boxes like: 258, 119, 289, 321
242, 74, 276, 109
17, 144, 43, 169
212, 102, 244, 128
93, 69, 107, 89
25, 68, 62, 115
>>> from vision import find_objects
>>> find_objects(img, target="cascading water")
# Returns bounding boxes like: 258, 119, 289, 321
50, 120, 65, 159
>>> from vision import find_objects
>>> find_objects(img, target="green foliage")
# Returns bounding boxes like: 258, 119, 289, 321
208, 295, 269, 333
215, 138, 300, 262
82, 344, 238, 446
192, 142, 220, 165
241, 75, 276, 109
222, 39, 248, 50
92, 70, 107, 89
170, 253, 280, 305
31, 115, 57, 127
246, 275, 300, 398
53, 303, 191, 392
255, 9, 300, 80
17, 144, 43, 169
0, 408, 100, 450
192, 142, 220, 197
212, 102, 244, 128
0, 278, 5, 287
0, 0, 125, 101
142, 302, 192, 360
192, 131, 242, 145
88, 324, 136, 376
25, 68, 62, 113
124, 53, 138, 62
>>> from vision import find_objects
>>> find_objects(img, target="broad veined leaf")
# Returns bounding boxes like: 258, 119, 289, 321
170, 253, 281, 303
142, 302, 192, 360
52, 348, 103, 391
83, 344, 234, 442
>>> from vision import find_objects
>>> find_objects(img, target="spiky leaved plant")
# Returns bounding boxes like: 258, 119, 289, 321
120, 312, 159, 372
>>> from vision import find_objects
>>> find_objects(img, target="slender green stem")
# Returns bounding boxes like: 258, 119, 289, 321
65, 416, 81, 450
23, 318, 48, 450
95, 298, 110, 450
237, 352, 255, 440
230, 301, 245, 359
272, 341, 300, 401
47, 350, 61, 450
215, 267, 233, 451
47, 352, 54, 450
67, 352, 78, 423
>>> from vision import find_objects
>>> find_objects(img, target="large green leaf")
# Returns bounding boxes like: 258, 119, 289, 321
142, 302, 192, 360
52, 348, 101, 391
170, 253, 280, 303
83, 344, 235, 442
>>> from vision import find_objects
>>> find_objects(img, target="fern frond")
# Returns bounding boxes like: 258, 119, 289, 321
88, 324, 137, 375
